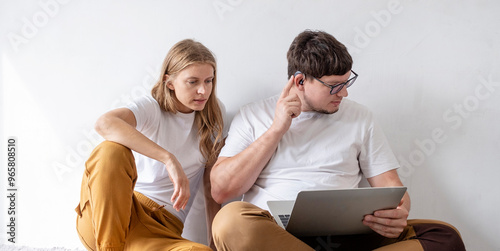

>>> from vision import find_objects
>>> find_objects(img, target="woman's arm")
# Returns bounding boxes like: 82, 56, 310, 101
95, 108, 190, 211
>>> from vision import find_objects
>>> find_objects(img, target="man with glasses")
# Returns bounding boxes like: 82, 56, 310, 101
210, 30, 465, 250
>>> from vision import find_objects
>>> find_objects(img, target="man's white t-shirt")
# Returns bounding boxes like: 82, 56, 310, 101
127, 95, 217, 223
220, 95, 400, 210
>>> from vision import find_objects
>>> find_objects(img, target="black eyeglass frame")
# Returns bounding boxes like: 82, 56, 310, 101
311, 70, 358, 95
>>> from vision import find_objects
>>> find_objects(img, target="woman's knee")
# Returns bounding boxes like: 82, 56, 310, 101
85, 141, 136, 178
92, 141, 133, 162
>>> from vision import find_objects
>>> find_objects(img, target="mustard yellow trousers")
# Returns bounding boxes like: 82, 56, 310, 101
75, 141, 211, 251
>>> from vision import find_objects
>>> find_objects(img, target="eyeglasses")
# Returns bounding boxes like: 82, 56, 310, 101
312, 70, 358, 95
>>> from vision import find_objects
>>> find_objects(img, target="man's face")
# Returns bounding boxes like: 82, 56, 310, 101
301, 71, 351, 114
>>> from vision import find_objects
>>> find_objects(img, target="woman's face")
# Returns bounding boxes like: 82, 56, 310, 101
167, 63, 214, 113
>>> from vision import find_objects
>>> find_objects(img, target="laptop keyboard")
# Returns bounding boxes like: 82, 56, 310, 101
278, 214, 291, 228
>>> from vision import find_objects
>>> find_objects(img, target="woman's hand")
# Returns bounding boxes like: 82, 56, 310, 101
164, 154, 190, 211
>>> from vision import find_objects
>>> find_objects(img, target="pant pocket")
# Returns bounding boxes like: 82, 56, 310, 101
75, 172, 91, 217
75, 174, 96, 250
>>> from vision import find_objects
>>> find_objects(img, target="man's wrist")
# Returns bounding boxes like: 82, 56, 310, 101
268, 123, 288, 138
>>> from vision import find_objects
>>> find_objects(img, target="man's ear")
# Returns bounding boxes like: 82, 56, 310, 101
293, 71, 305, 89
164, 74, 174, 90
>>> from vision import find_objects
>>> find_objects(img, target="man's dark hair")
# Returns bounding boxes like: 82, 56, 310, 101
287, 30, 353, 79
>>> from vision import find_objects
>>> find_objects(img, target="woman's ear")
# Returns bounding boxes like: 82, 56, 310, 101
164, 74, 174, 90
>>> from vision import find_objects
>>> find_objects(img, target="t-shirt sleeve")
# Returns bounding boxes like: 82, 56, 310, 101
126, 96, 162, 133
358, 113, 400, 178
219, 107, 255, 157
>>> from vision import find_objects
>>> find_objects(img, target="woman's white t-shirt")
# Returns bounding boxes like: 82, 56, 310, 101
127, 95, 207, 223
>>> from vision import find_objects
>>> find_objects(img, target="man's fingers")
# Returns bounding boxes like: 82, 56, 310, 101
282, 94, 301, 116
287, 101, 301, 118
281, 93, 301, 106
398, 199, 404, 207
374, 207, 407, 219
280, 75, 295, 99
363, 218, 402, 238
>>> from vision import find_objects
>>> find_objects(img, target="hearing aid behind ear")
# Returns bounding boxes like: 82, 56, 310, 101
294, 71, 304, 85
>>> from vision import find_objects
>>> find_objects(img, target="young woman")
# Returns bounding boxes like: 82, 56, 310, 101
75, 39, 224, 251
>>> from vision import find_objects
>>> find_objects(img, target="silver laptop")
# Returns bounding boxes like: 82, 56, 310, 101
267, 187, 407, 237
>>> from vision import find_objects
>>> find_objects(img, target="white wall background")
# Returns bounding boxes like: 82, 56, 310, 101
1, 0, 499, 250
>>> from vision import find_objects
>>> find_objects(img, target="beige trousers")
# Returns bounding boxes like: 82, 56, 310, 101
212, 201, 466, 251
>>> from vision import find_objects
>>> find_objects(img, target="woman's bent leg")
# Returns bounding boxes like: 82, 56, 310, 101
76, 141, 137, 251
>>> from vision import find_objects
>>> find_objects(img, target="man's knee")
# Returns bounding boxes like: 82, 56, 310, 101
212, 201, 274, 246
409, 219, 466, 251
188, 243, 212, 251
212, 201, 252, 237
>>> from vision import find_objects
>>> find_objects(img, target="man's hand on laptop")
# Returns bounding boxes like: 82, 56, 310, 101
362, 200, 409, 238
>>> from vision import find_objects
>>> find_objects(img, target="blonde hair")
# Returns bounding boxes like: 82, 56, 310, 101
151, 39, 224, 166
